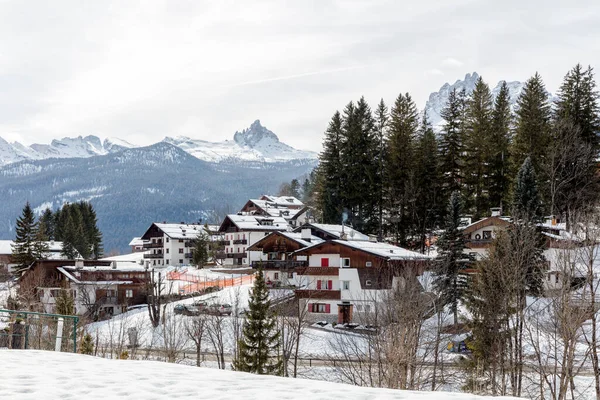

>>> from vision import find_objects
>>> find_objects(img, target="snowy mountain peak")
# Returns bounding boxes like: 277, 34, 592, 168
424, 71, 525, 131
233, 120, 279, 148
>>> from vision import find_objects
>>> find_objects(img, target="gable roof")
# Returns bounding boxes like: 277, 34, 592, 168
259, 195, 304, 208
247, 231, 324, 251
241, 199, 308, 220
461, 216, 511, 235
218, 214, 290, 232
141, 223, 208, 240
294, 239, 431, 261
294, 223, 370, 241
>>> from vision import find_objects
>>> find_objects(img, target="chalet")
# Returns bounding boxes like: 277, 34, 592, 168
246, 228, 323, 287
0, 240, 73, 274
18, 259, 148, 317
461, 216, 512, 260
240, 195, 309, 228
293, 239, 431, 324
218, 214, 289, 266
140, 223, 207, 267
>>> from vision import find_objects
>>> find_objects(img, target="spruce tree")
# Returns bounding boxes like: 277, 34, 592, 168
80, 333, 94, 355
554, 64, 600, 150
374, 98, 389, 240
511, 73, 551, 181
434, 192, 469, 326
488, 81, 513, 211
386, 92, 419, 245
192, 233, 210, 268
414, 112, 441, 252
463, 76, 493, 218
439, 88, 466, 212
61, 212, 79, 259
11, 202, 44, 275
234, 269, 282, 375
39, 208, 55, 240
317, 111, 344, 224
512, 157, 540, 221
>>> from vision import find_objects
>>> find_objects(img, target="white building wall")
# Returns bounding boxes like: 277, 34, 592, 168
308, 254, 340, 268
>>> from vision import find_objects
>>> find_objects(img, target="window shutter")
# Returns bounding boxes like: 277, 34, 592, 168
321, 258, 329, 267
317, 280, 322, 290
328, 280, 332, 290
308, 303, 313, 312
325, 304, 331, 313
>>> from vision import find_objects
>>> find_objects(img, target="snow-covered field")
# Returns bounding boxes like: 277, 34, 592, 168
0, 350, 521, 400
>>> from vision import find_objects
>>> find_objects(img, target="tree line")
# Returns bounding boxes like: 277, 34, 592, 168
308, 64, 599, 249
11, 201, 104, 275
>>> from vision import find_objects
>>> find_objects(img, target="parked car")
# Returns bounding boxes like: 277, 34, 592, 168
193, 301, 208, 312
126, 304, 148, 312
208, 303, 232, 316
174, 304, 201, 316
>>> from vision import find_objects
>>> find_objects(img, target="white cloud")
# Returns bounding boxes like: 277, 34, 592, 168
441, 58, 464, 68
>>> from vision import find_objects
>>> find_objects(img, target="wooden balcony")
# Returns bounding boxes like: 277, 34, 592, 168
296, 267, 340, 276
251, 260, 308, 269
465, 239, 493, 249
233, 239, 248, 245
295, 290, 341, 300
143, 242, 163, 249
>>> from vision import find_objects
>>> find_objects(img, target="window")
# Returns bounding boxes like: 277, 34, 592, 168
364, 304, 371, 312
483, 230, 492, 240
274, 272, 279, 280
107, 289, 116, 297
365, 261, 372, 267
125, 290, 133, 298
179, 239, 184, 243
316, 280, 333, 290
321, 258, 329, 267
365, 280, 372, 287
166, 259, 170, 264
309, 303, 330, 313
341, 281, 350, 290
166, 237, 169, 243
166, 248, 169, 254
179, 259, 183, 264
121, 274, 130, 279
355, 304, 362, 312
179, 248, 184, 254
341, 258, 350, 268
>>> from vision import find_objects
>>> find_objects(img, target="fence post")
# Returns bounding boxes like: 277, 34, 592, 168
55, 317, 64, 352
73, 316, 79, 353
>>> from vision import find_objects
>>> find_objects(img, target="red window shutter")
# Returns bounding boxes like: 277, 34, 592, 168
308, 303, 313, 312
321, 258, 329, 267
325, 304, 331, 313
317, 280, 322, 290
328, 280, 332, 290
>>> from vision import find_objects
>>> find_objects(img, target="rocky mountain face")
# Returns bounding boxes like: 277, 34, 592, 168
424, 72, 525, 131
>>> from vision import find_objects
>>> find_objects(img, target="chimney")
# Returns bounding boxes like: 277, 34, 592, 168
490, 207, 501, 217
301, 228, 311, 242
75, 259, 84, 268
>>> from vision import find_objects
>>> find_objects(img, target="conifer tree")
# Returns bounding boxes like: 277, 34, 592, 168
414, 112, 441, 252
61, 212, 79, 259
12, 202, 47, 275
434, 192, 469, 326
463, 76, 493, 218
317, 111, 344, 224
554, 64, 600, 150
234, 269, 282, 375
80, 333, 94, 355
386, 93, 419, 245
39, 208, 55, 240
511, 73, 551, 181
439, 88, 466, 212
488, 81, 513, 211
192, 233, 210, 268
374, 98, 389, 240
512, 157, 540, 221
55, 289, 74, 315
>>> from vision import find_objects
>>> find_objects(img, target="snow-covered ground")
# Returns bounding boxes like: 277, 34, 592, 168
0, 350, 522, 400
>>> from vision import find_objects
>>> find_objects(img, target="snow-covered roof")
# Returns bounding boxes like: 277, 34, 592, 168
260, 195, 304, 207
307, 224, 370, 241
277, 232, 324, 247
100, 252, 147, 264
245, 199, 306, 219
153, 223, 205, 240
128, 237, 146, 246
0, 240, 69, 259
220, 214, 290, 232
332, 240, 432, 261
57, 267, 134, 285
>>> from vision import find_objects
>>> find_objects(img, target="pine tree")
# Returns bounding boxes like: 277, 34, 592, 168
511, 73, 551, 182
512, 157, 540, 221
80, 333, 94, 355
386, 93, 419, 245
39, 208, 55, 240
488, 81, 513, 211
233, 269, 282, 375
192, 233, 210, 268
317, 111, 344, 224
55, 289, 74, 315
11, 202, 44, 275
434, 192, 469, 326
554, 64, 600, 150
439, 88, 466, 212
463, 76, 493, 218
374, 98, 389, 240
414, 112, 441, 252
61, 212, 79, 259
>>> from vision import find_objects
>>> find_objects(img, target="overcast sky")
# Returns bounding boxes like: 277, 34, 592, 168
1, 0, 599, 152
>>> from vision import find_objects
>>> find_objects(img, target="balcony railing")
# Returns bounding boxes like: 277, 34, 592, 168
251, 260, 308, 269
143, 241, 163, 249
465, 239, 493, 248
295, 289, 341, 300
225, 253, 246, 259
296, 267, 340, 276
232, 239, 248, 245
184, 252, 193, 258
143, 253, 163, 259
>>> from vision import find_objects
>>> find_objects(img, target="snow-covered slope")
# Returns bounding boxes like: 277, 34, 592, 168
1, 350, 521, 400
164, 120, 317, 163
0, 120, 316, 166
424, 72, 525, 131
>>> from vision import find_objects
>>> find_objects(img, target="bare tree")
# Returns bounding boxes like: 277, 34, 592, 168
146, 268, 164, 328
184, 315, 207, 367
206, 314, 227, 369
